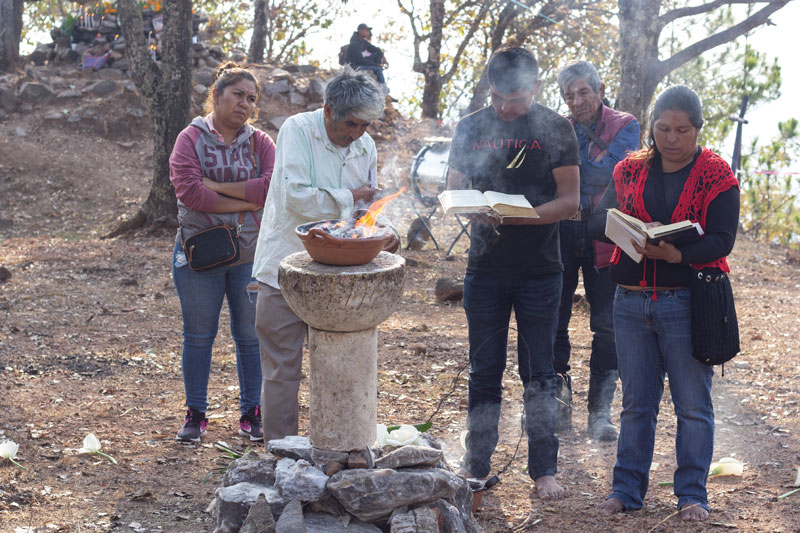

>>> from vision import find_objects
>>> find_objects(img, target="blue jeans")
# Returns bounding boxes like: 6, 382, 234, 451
172, 243, 262, 415
610, 287, 714, 512
554, 220, 617, 378
356, 64, 385, 84
462, 272, 561, 480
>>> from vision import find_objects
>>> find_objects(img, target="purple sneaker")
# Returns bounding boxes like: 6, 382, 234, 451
176, 408, 208, 442
239, 405, 263, 441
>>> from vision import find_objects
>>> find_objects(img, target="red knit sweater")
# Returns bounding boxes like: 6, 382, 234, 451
610, 147, 739, 273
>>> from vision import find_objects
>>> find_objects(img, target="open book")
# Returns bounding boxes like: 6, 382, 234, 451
605, 208, 704, 263
437, 190, 539, 218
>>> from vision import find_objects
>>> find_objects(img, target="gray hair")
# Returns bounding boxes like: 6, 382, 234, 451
557, 60, 602, 98
324, 65, 384, 122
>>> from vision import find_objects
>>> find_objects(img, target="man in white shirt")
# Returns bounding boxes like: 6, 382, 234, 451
252, 66, 389, 442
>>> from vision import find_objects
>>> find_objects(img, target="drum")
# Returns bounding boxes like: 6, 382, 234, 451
409, 139, 450, 207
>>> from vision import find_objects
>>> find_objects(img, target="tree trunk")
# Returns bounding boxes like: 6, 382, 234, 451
248, 0, 268, 64
109, 0, 193, 237
0, 0, 23, 71
616, 0, 662, 124
419, 0, 445, 119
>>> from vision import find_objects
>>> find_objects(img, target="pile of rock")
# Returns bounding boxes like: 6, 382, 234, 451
212, 435, 480, 533
29, 9, 215, 72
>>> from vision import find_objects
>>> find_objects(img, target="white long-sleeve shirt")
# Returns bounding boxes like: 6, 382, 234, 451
252, 108, 378, 288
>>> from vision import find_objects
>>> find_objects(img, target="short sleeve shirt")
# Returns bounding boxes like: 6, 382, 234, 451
448, 104, 579, 276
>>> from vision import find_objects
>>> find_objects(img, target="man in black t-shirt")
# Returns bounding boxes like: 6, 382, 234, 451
446, 47, 579, 501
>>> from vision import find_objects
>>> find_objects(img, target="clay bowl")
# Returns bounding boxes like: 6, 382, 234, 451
295, 219, 392, 266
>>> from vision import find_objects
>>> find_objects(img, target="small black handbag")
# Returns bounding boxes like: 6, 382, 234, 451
690, 267, 740, 365
181, 212, 244, 271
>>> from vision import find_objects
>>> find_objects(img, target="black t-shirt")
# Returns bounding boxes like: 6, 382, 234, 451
448, 104, 579, 276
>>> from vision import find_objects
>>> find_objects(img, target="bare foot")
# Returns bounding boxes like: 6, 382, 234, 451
680, 503, 709, 521
597, 497, 625, 514
534, 475, 565, 500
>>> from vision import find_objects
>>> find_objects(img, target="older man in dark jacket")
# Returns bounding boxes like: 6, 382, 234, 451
554, 60, 640, 442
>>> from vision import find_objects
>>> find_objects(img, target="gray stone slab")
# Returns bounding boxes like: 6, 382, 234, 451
223, 451, 277, 487
303, 512, 381, 533
374, 446, 443, 470
268, 435, 313, 462
239, 493, 276, 533
327, 468, 462, 522
275, 458, 329, 502
275, 498, 305, 533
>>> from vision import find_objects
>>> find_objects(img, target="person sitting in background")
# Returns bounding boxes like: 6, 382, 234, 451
169, 62, 276, 443
553, 60, 640, 441
588, 85, 740, 521
252, 66, 398, 443
346, 23, 390, 93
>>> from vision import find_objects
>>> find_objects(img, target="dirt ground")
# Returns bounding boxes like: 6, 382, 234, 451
1, 66, 800, 533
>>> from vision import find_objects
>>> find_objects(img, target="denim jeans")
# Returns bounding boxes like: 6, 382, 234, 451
554, 220, 617, 378
462, 272, 561, 480
610, 287, 714, 512
172, 243, 262, 415
356, 64, 385, 84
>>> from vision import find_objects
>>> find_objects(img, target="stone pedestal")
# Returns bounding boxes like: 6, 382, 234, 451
278, 251, 405, 452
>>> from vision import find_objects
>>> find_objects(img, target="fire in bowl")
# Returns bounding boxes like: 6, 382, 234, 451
296, 218, 392, 266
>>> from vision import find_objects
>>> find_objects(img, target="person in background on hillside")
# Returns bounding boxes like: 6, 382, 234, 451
169, 62, 276, 443
553, 60, 640, 441
346, 23, 391, 95
588, 85, 739, 521
252, 66, 398, 443
445, 47, 580, 500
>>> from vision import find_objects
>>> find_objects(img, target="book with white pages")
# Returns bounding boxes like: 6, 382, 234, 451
438, 189, 539, 218
604, 208, 704, 263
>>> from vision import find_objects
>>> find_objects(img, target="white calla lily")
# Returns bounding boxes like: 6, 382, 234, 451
80, 433, 102, 453
375, 424, 390, 447
0, 440, 26, 470
79, 433, 117, 464
709, 457, 743, 477
795, 466, 800, 488
384, 425, 422, 447
0, 440, 19, 460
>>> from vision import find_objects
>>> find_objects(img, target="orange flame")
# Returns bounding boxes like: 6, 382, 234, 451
356, 187, 406, 228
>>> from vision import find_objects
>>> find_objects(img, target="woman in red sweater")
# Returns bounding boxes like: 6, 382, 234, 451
589, 85, 739, 521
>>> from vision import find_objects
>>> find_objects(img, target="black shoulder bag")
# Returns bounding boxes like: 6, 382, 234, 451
690, 267, 740, 365
181, 211, 244, 271
653, 164, 740, 367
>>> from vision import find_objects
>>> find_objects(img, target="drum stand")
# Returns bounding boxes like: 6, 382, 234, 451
406, 139, 472, 255
407, 201, 440, 250
446, 215, 471, 255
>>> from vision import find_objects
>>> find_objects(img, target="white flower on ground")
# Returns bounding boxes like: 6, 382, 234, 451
375, 424, 389, 447
0, 440, 26, 470
794, 466, 800, 487
80, 433, 102, 454
0, 440, 19, 460
709, 457, 743, 477
385, 425, 422, 447
79, 433, 117, 464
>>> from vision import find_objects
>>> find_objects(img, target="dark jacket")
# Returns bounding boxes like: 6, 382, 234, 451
568, 105, 639, 268
346, 32, 384, 67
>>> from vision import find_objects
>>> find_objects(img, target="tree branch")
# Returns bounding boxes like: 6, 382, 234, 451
397, 0, 425, 72
657, 0, 788, 78
660, 0, 771, 27
442, 0, 491, 83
